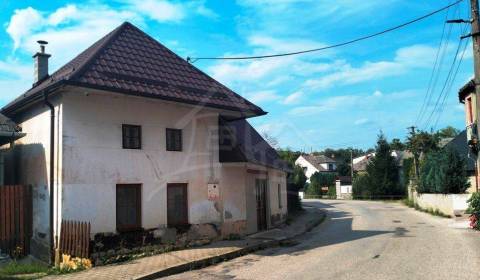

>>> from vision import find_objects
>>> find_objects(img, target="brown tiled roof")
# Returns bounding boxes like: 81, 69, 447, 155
458, 79, 474, 103
301, 154, 336, 172
219, 118, 290, 172
2, 22, 266, 116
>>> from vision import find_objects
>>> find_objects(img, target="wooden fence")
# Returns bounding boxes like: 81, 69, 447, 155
60, 220, 90, 258
0, 185, 32, 256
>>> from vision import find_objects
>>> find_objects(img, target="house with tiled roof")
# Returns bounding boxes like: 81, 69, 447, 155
295, 154, 337, 181
2, 22, 288, 261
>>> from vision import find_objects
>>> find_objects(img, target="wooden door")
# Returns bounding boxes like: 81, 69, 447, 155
167, 183, 188, 227
255, 179, 268, 231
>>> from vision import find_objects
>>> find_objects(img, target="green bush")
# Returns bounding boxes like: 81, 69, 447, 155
352, 174, 371, 199
307, 172, 335, 196
418, 148, 470, 194
467, 193, 480, 230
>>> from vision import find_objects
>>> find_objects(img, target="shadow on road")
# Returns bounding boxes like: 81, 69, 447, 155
254, 200, 405, 257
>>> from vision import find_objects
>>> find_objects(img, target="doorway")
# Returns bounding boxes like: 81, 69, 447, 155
255, 179, 268, 231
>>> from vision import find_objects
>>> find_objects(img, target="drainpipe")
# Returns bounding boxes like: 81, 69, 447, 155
44, 92, 55, 264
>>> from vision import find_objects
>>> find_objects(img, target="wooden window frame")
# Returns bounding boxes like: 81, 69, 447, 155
166, 128, 182, 151
116, 184, 142, 232
122, 124, 142, 149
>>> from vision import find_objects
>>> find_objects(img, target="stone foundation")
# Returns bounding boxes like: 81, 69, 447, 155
220, 220, 247, 237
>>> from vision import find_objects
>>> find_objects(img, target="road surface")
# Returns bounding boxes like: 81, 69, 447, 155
164, 199, 480, 280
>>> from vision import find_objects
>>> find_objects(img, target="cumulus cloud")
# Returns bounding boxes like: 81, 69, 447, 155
303, 44, 437, 90
6, 7, 44, 49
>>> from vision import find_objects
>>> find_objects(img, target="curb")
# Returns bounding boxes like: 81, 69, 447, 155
134, 211, 326, 279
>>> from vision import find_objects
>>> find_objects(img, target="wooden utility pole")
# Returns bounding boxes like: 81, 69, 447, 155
471, 0, 480, 192
407, 126, 419, 180
350, 148, 354, 180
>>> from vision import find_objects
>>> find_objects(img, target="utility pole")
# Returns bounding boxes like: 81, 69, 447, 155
448, 0, 480, 192
407, 126, 419, 180
471, 0, 480, 192
350, 148, 354, 180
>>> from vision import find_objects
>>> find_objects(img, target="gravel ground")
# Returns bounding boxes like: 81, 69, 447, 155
164, 199, 480, 280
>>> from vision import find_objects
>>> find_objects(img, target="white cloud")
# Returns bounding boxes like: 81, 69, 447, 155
208, 35, 331, 87
283, 91, 303, 105
373, 90, 383, 97
246, 90, 280, 103
6, 7, 44, 49
47, 4, 78, 25
303, 44, 437, 90
354, 118, 370, 125
129, 0, 185, 22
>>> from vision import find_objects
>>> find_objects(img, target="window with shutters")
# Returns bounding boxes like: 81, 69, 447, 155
122, 124, 141, 149
116, 184, 142, 231
166, 128, 182, 151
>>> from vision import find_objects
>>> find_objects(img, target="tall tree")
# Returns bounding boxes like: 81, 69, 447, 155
364, 132, 402, 196
390, 138, 405, 151
435, 126, 460, 141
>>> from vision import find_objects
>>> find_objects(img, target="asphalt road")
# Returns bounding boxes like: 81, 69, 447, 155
164, 199, 480, 280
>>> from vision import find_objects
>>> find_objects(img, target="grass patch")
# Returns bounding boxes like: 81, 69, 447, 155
402, 198, 451, 218
0, 262, 49, 279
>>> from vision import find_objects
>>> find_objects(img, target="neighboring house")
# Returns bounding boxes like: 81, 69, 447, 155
1, 22, 289, 261
353, 151, 412, 186
444, 130, 478, 193
352, 151, 411, 173
0, 114, 25, 185
458, 79, 479, 190
295, 154, 336, 181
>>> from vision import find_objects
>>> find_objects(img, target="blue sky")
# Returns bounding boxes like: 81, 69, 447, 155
0, 0, 474, 150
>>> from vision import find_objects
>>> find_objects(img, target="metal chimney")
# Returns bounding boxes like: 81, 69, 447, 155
33, 40, 51, 84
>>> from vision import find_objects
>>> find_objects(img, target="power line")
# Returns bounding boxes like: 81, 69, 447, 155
432, 31, 469, 130
187, 0, 465, 62
415, 2, 454, 126
422, 27, 466, 130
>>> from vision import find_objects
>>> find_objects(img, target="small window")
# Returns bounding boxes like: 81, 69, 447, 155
328, 163, 334, 171
116, 184, 142, 231
166, 128, 182, 151
122, 124, 141, 149
278, 184, 282, 209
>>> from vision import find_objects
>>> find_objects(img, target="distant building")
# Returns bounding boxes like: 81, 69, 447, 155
295, 154, 336, 181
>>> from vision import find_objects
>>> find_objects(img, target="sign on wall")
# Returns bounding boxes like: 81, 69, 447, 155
208, 183, 220, 201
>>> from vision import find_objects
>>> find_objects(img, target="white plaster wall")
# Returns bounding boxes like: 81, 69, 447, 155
61, 90, 224, 234
414, 192, 472, 216
221, 165, 247, 222
295, 156, 318, 182
13, 98, 63, 257
268, 169, 287, 217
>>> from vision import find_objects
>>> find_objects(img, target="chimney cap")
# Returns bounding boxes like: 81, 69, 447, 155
37, 40, 48, 45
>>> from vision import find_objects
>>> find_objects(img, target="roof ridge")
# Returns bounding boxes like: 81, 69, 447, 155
68, 22, 131, 82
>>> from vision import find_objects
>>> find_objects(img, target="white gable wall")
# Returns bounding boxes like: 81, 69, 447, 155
295, 155, 319, 181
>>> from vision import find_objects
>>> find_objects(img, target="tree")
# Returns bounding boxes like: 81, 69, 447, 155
418, 147, 470, 194
262, 132, 279, 149
435, 126, 460, 141
406, 130, 438, 155
352, 132, 402, 198
307, 172, 336, 196
390, 138, 405, 151
366, 133, 402, 196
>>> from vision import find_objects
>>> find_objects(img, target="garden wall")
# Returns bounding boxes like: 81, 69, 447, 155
413, 191, 472, 217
